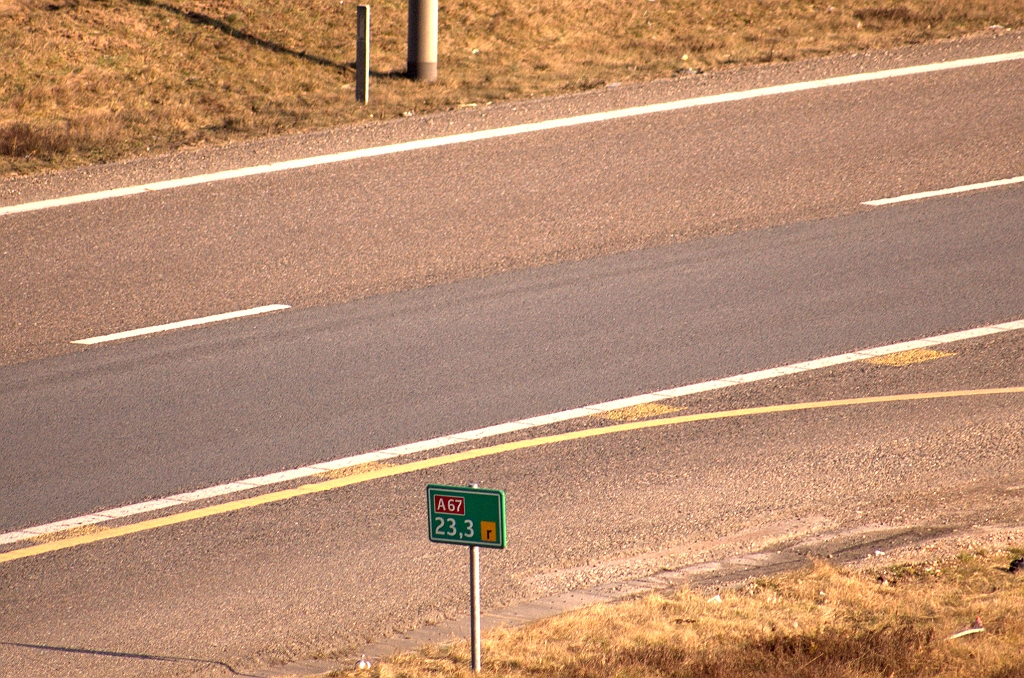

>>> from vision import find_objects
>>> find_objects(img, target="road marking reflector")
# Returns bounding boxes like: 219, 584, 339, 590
2, 386, 1023, 566
2, 52, 1023, 218
71, 304, 291, 345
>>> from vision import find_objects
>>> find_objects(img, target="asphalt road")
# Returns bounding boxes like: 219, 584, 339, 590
1, 33, 1024, 678
2, 183, 1024, 532
2, 33, 1023, 369
2, 326, 1023, 678
3, 34, 1024, 534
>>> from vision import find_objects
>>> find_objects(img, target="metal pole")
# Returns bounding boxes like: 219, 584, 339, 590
356, 5, 370, 103
407, 0, 437, 81
470, 544, 481, 672
469, 482, 481, 673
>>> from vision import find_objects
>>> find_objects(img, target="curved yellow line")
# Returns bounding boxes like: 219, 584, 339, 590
3, 386, 1023, 565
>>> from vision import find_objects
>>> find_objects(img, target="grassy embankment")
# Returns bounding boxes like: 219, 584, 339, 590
2, 0, 1023, 176
356, 548, 1024, 677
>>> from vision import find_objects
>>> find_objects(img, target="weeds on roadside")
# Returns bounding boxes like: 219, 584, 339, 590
360, 548, 1024, 677
2, 0, 1023, 175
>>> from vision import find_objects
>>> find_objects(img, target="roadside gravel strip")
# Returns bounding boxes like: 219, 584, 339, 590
1, 51, 1022, 218
4, 317, 1022, 550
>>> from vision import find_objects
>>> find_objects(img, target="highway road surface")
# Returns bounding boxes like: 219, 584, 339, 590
1, 31, 1023, 678
2, 183, 1024, 534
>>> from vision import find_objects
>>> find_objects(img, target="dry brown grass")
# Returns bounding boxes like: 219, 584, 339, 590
2, 0, 1023, 175
360, 548, 1024, 677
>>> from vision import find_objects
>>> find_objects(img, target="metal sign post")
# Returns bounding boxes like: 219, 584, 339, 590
427, 483, 506, 673
469, 525, 481, 673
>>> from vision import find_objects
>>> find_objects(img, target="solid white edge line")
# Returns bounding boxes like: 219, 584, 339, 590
863, 175, 1024, 206
70, 304, 291, 345
3, 51, 1024, 219
4, 316, 1024, 548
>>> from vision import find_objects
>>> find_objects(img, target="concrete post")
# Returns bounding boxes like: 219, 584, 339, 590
407, 0, 437, 81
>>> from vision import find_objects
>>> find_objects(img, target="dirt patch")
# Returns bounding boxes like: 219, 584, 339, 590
2, 0, 1023, 175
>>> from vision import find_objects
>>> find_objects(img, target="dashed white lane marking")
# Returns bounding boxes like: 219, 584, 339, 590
4, 316, 1023, 547
863, 175, 1024, 206
2, 51, 1024, 219
71, 304, 291, 345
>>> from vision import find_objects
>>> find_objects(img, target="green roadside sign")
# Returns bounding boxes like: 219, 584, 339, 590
427, 484, 506, 549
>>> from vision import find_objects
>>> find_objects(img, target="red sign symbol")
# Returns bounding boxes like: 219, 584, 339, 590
434, 495, 465, 515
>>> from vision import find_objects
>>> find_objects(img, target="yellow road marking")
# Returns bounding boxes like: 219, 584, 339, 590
866, 348, 956, 366
3, 386, 1023, 566
597, 402, 683, 422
